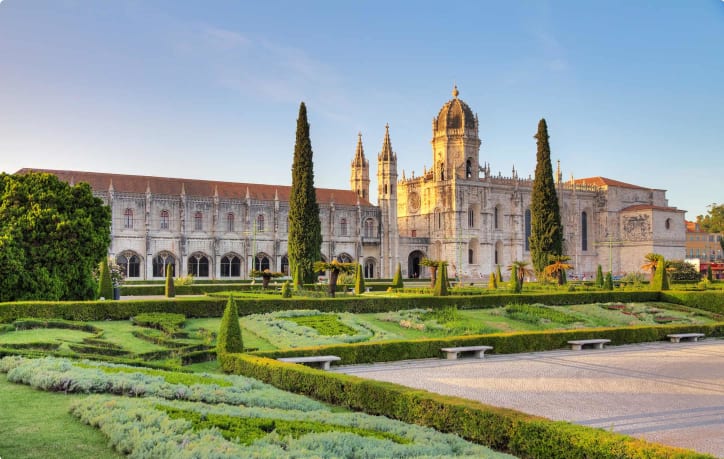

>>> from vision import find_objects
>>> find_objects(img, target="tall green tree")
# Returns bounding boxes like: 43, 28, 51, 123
433, 262, 449, 296
165, 263, 175, 298
604, 271, 614, 290
217, 295, 243, 355
0, 172, 110, 301
496, 264, 503, 284
488, 272, 497, 290
696, 203, 724, 233
391, 262, 403, 289
354, 263, 366, 294
97, 259, 113, 300
529, 119, 563, 276
509, 265, 521, 293
288, 102, 322, 288
651, 257, 669, 291
595, 265, 604, 288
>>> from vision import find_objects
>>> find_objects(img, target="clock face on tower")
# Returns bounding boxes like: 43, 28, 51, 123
408, 192, 420, 213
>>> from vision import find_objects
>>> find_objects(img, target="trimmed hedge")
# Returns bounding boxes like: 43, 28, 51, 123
251, 323, 724, 365
662, 291, 724, 315
220, 353, 713, 459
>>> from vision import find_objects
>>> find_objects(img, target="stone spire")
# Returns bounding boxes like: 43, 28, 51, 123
378, 124, 396, 162
350, 132, 370, 200
351, 132, 366, 167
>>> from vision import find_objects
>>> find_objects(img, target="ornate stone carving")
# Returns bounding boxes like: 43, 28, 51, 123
622, 214, 651, 241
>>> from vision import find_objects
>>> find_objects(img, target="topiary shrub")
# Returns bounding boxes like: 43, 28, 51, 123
217, 295, 243, 355
433, 262, 449, 296
354, 263, 365, 295
97, 259, 113, 300
165, 264, 175, 298
281, 280, 292, 298
496, 264, 503, 284
651, 257, 669, 291
604, 271, 614, 290
509, 265, 521, 293
488, 272, 497, 290
596, 265, 604, 288
391, 263, 404, 289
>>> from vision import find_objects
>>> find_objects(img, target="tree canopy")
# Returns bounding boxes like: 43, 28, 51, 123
288, 102, 322, 288
529, 118, 563, 275
696, 203, 724, 233
0, 172, 110, 301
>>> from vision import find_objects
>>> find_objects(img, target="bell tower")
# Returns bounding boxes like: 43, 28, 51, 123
350, 132, 370, 200
377, 124, 399, 277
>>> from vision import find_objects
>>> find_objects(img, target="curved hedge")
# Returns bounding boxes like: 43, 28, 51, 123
220, 353, 713, 459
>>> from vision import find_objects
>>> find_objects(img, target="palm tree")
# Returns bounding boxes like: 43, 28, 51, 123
313, 260, 356, 297
641, 253, 662, 281
420, 258, 441, 288
544, 255, 574, 285
507, 260, 534, 287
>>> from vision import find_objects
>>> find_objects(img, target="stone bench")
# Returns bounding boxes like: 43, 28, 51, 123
667, 333, 705, 343
440, 345, 493, 360
277, 355, 341, 370
568, 339, 610, 350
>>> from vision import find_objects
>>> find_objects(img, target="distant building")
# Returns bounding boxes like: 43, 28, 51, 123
19, 86, 687, 281
685, 221, 722, 261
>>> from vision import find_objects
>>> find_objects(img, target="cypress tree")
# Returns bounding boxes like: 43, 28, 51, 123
596, 265, 604, 288
488, 272, 497, 290
354, 263, 365, 294
529, 118, 563, 276
97, 259, 113, 300
707, 265, 713, 282
433, 263, 449, 296
509, 265, 521, 293
391, 263, 403, 289
217, 295, 243, 355
164, 263, 175, 298
604, 271, 614, 290
651, 257, 669, 291
288, 102, 322, 289
281, 280, 292, 298
496, 264, 503, 283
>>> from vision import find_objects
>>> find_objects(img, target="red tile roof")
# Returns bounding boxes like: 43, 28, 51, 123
573, 176, 649, 190
16, 168, 372, 207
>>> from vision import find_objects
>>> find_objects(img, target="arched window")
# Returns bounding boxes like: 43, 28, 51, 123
256, 214, 265, 232
581, 212, 588, 251
468, 248, 474, 264
494, 241, 502, 266
340, 218, 348, 236
494, 206, 500, 229
220, 255, 241, 277
160, 210, 169, 230
364, 259, 375, 278
338, 253, 353, 263
525, 209, 531, 251
188, 253, 210, 277
665, 218, 671, 230
194, 211, 203, 231
152, 252, 175, 277
364, 218, 375, 238
466, 159, 472, 179
124, 208, 133, 229
116, 252, 141, 278
227, 213, 234, 232
254, 254, 270, 271
435, 209, 443, 230
281, 255, 289, 275
468, 207, 475, 228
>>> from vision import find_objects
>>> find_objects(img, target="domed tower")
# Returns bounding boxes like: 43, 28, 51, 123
432, 85, 481, 181
350, 132, 370, 200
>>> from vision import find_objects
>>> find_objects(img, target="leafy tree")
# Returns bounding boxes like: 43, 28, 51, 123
707, 265, 714, 282
509, 265, 521, 293
313, 260, 355, 297
544, 255, 573, 286
288, 102, 322, 289
651, 257, 669, 291
604, 271, 614, 290
165, 264, 175, 298
250, 269, 284, 290
595, 265, 604, 288
433, 261, 449, 296
391, 262, 403, 289
641, 253, 662, 281
97, 259, 113, 300
696, 203, 724, 233
217, 295, 243, 355
488, 272, 497, 290
507, 260, 533, 288
421, 258, 441, 288
529, 118, 563, 275
0, 172, 110, 301
354, 263, 365, 294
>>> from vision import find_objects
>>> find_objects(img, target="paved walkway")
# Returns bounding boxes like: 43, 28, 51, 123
335, 340, 724, 457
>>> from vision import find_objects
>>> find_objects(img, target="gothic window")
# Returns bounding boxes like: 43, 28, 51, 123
123, 208, 133, 229
220, 255, 241, 277
468, 248, 474, 264
494, 206, 500, 229
160, 210, 169, 230
254, 254, 270, 271
340, 218, 348, 236
525, 209, 531, 251
468, 207, 475, 228
383, 184, 387, 195
435, 209, 442, 230
466, 159, 472, 179
256, 214, 265, 232
116, 252, 140, 278
665, 218, 671, 230
227, 213, 234, 232
364, 259, 375, 278
581, 212, 588, 251
188, 253, 210, 277
338, 253, 353, 263
281, 255, 289, 275
364, 218, 375, 238
194, 211, 203, 231
152, 252, 175, 277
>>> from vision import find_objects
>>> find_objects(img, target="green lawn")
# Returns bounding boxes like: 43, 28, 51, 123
0, 376, 124, 459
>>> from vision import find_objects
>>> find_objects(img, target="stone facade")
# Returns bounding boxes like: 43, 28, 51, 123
21, 86, 686, 281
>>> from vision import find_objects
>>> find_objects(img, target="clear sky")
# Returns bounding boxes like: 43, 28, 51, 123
1, 1, 722, 219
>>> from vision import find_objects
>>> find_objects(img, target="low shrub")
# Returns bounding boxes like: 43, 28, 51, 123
132, 313, 186, 334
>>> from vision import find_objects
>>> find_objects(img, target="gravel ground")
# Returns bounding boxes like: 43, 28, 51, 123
335, 340, 724, 457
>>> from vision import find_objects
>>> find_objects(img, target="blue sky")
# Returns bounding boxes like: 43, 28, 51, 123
1, 1, 722, 219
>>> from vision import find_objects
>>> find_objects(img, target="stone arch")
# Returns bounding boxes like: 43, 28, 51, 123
363, 257, 376, 278
152, 251, 177, 277
468, 238, 479, 264
254, 252, 271, 271
494, 240, 503, 267
220, 252, 242, 277
116, 250, 142, 278
337, 253, 353, 263
408, 250, 426, 279
188, 252, 211, 277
